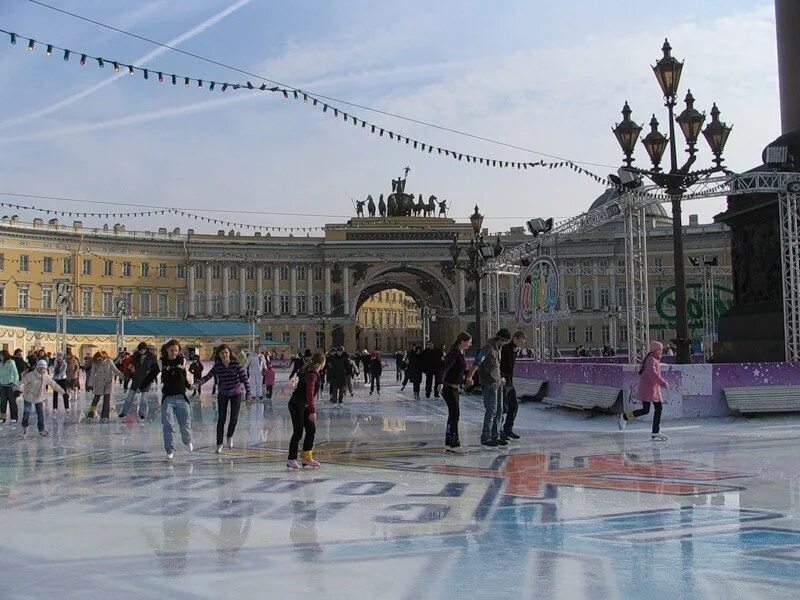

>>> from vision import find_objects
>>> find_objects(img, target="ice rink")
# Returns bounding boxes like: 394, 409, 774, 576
2, 371, 800, 599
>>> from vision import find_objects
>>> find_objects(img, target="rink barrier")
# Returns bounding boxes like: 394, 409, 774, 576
542, 383, 622, 412
723, 386, 800, 414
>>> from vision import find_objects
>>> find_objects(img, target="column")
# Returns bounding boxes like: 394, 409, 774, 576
610, 270, 617, 308
290, 266, 297, 316
239, 265, 246, 316
256, 265, 264, 316
559, 270, 566, 311
187, 261, 195, 317
508, 274, 517, 313
343, 264, 350, 316
576, 268, 583, 311
306, 266, 314, 316
776, 0, 800, 134
324, 265, 332, 314
593, 259, 600, 310
272, 265, 280, 316
222, 264, 230, 316
205, 263, 212, 316
459, 270, 466, 313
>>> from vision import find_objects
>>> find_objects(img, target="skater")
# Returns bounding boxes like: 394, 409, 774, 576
119, 342, 159, 422
195, 344, 251, 454
263, 362, 275, 400
142, 339, 193, 460
500, 331, 526, 440
619, 340, 670, 441
288, 352, 304, 380
394, 350, 405, 382
422, 341, 444, 398
287, 352, 325, 470
346, 353, 358, 397
369, 350, 382, 395
188, 355, 204, 396
85, 351, 124, 422
50, 351, 70, 411
21, 359, 64, 437
65, 348, 81, 411
0, 349, 20, 424
121, 351, 134, 392
401, 346, 423, 399
437, 332, 472, 454
466, 328, 512, 448
244, 347, 267, 401
326, 347, 349, 404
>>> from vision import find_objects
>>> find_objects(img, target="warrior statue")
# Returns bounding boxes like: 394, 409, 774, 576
437, 198, 448, 217
387, 167, 414, 217
355, 199, 366, 217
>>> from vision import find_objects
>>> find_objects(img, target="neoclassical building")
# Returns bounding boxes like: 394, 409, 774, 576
0, 192, 732, 357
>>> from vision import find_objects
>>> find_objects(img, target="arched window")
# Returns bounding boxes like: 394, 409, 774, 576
194, 290, 205, 315
264, 292, 273, 315
211, 290, 223, 315
280, 291, 290, 315
313, 291, 324, 315
245, 292, 257, 312
297, 290, 307, 314
229, 291, 239, 314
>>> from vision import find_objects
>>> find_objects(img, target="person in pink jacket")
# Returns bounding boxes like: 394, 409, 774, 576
618, 341, 670, 441
263, 362, 276, 400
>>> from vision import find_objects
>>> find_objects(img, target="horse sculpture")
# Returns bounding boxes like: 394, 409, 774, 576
378, 194, 386, 217
422, 195, 436, 217
413, 194, 425, 217
367, 195, 376, 217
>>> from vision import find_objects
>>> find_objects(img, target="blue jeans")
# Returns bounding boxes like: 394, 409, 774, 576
121, 387, 149, 417
481, 383, 502, 442
161, 395, 192, 452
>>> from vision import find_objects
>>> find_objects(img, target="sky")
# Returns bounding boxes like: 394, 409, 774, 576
0, 0, 781, 234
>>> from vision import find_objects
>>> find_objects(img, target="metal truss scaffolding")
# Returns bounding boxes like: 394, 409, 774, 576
623, 203, 650, 363
484, 272, 501, 343
778, 190, 800, 362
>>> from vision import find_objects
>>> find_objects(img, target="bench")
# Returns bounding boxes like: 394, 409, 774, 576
723, 386, 800, 414
543, 383, 622, 411
514, 379, 546, 401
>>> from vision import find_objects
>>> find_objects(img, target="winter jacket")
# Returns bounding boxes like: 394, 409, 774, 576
290, 367, 320, 413
22, 370, 65, 404
65, 355, 80, 380
158, 356, 191, 398
264, 368, 276, 386
406, 350, 423, 383
439, 348, 467, 387
474, 339, 504, 385
86, 359, 124, 395
0, 360, 19, 386
637, 351, 668, 402
51, 358, 68, 381
188, 361, 204, 380
368, 357, 383, 376
420, 348, 443, 374
198, 360, 250, 397
13, 356, 28, 378
327, 353, 350, 385
129, 351, 159, 390
500, 342, 520, 385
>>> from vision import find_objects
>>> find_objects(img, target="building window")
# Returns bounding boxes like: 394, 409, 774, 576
246, 266, 256, 280
229, 291, 239, 314
242, 292, 255, 312
0, 286, 4, 308
280, 265, 290, 280
499, 290, 509, 312
123, 262, 132, 277
654, 257, 663, 268
0, 254, 4, 270
297, 266, 306, 280
41, 286, 53, 310
17, 286, 29, 309
139, 291, 151, 315
657, 327, 666, 341
158, 263, 167, 278
211, 265, 221, 280
102, 291, 114, 315
299, 331, 307, 350
313, 291, 323, 315
63, 257, 74, 275
554, 327, 560, 345
297, 291, 307, 314
313, 266, 323, 281
566, 289, 576, 310
229, 266, 238, 280
176, 265, 187, 279
602, 325, 610, 344
264, 267, 272, 281
282, 331, 290, 344
122, 290, 133, 313
567, 326, 576, 344
82, 289, 93, 314
104, 260, 113, 276
619, 324, 628, 343
315, 331, 325, 350
655, 286, 664, 300
280, 291, 290, 315
582, 287, 593, 310
141, 262, 150, 278
158, 292, 169, 316
43, 257, 53, 273
585, 325, 594, 343
82, 259, 92, 276
194, 264, 204, 280
263, 292, 273, 315
194, 290, 205, 315
617, 287, 627, 309
600, 288, 609, 309
19, 255, 29, 272
264, 332, 274, 342
211, 290, 222, 315
176, 294, 187, 317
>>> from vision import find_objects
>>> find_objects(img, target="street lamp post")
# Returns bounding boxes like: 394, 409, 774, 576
450, 205, 503, 350
612, 39, 732, 364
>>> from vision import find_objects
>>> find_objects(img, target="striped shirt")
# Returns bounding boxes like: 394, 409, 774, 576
199, 360, 250, 396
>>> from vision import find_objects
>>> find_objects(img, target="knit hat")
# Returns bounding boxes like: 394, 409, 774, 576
36, 359, 48, 369
496, 328, 512, 341
137, 342, 148, 351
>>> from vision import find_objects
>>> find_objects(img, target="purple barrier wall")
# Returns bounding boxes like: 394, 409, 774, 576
515, 360, 800, 420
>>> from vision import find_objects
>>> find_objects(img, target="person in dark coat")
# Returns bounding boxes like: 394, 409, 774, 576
401, 346, 424, 399
368, 351, 383, 395
327, 347, 350, 404
500, 331, 526, 440
421, 342, 445, 398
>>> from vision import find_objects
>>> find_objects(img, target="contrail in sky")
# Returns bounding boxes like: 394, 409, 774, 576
0, 0, 254, 130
